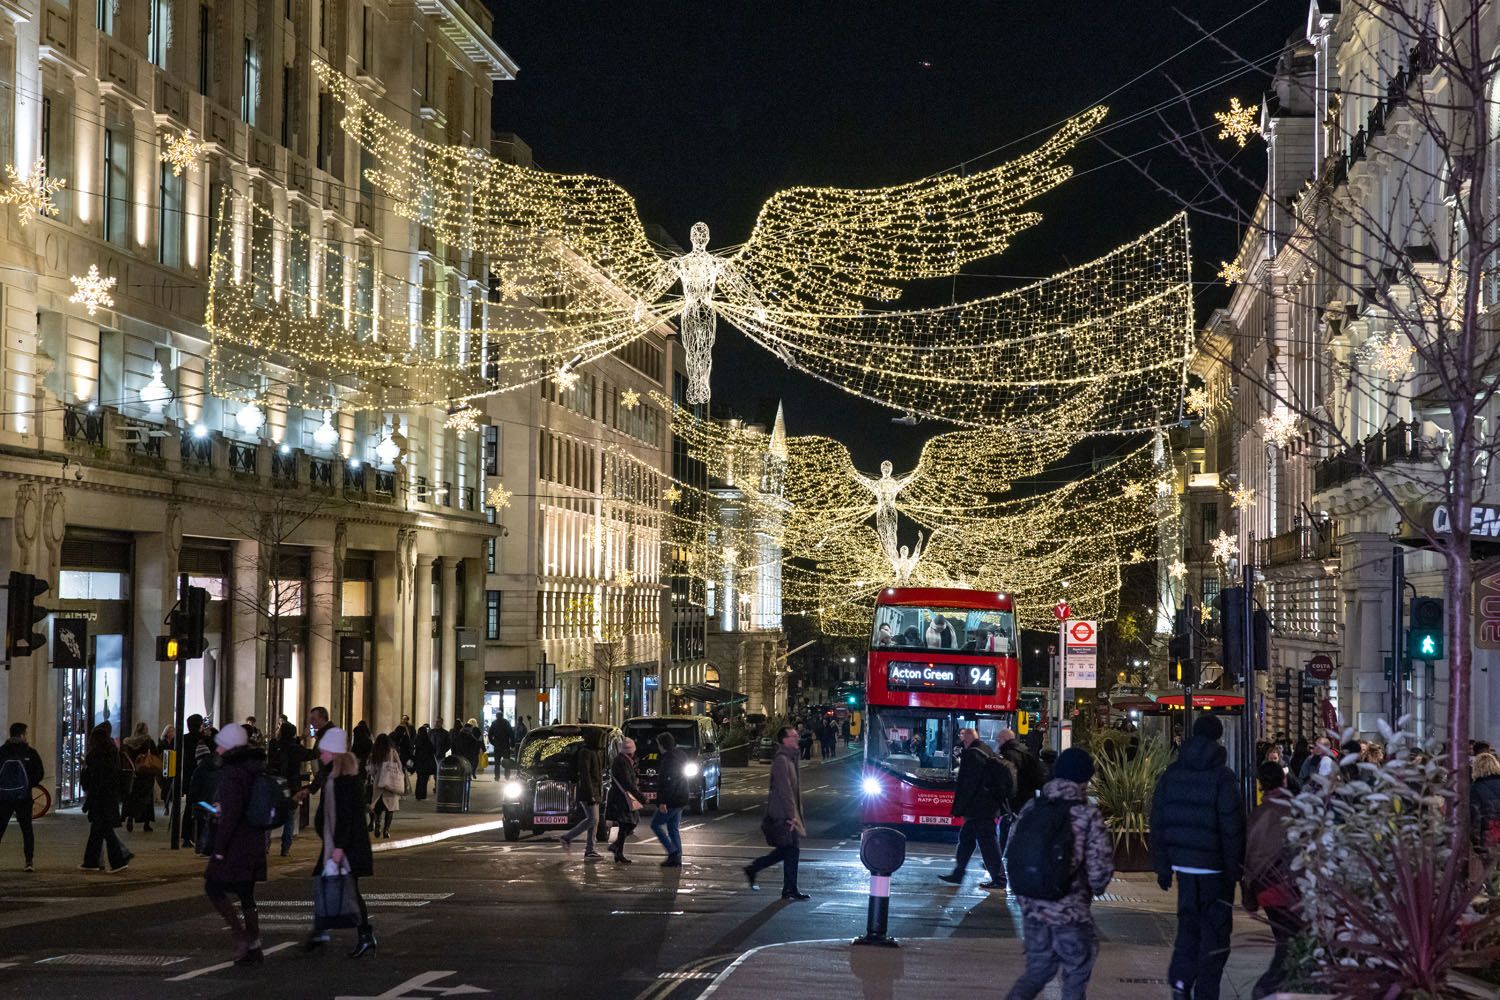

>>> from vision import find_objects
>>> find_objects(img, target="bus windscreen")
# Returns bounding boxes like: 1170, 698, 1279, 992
871, 605, 1014, 655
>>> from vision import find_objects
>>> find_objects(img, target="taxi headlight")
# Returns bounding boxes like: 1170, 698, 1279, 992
682, 761, 701, 778
503, 780, 524, 801
861, 775, 883, 797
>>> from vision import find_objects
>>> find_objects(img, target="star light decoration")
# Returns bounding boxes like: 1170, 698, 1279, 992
663, 485, 682, 503
0, 159, 65, 226
555, 366, 580, 391
485, 484, 512, 510
159, 129, 208, 177
1211, 530, 1240, 565
442, 406, 482, 432
1228, 485, 1257, 511
1214, 97, 1260, 148
1217, 259, 1247, 285
1260, 406, 1300, 449
1168, 559, 1188, 580
69, 265, 117, 316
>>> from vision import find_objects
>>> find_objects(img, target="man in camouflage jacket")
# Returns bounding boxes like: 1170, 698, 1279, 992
1005, 747, 1116, 1000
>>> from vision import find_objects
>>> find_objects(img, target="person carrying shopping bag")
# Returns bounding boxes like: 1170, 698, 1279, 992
367, 734, 404, 839
607, 738, 646, 863
743, 726, 810, 900
305, 727, 376, 958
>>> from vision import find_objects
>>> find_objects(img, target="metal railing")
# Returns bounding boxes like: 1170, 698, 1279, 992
1259, 522, 1337, 567
228, 442, 257, 476
181, 432, 213, 470
309, 458, 333, 491
63, 404, 104, 446
1314, 420, 1421, 493
344, 465, 366, 497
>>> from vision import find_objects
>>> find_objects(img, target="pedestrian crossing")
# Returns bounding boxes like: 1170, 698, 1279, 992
247, 891, 453, 925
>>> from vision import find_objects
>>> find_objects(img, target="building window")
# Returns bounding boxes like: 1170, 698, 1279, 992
361, 5, 374, 70
319, 0, 328, 48
159, 162, 183, 268
241, 38, 259, 126
281, 66, 292, 147
485, 591, 501, 640
199, 5, 212, 96
102, 126, 130, 247
148, 0, 171, 69
96, 0, 114, 35
484, 424, 499, 476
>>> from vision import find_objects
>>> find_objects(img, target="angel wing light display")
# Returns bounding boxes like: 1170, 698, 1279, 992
249, 67, 1187, 430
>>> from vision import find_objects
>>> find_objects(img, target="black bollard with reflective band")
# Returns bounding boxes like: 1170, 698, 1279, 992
853, 826, 905, 947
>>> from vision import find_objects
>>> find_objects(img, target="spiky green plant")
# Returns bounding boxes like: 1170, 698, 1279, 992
1089, 734, 1171, 839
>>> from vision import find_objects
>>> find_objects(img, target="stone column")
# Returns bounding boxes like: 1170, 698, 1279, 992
308, 546, 336, 725
131, 509, 179, 732
229, 539, 263, 725
461, 557, 485, 721
1339, 532, 1395, 736
374, 546, 402, 727
413, 553, 436, 725
439, 558, 459, 724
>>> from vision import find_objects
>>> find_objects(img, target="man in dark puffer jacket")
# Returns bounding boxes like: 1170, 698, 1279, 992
1150, 714, 1245, 1000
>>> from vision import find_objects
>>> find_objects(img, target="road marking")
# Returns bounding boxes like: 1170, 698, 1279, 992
373, 821, 507, 853
335, 970, 489, 999
0, 897, 85, 904
634, 953, 739, 1000
610, 910, 684, 915
679, 823, 704, 831
163, 942, 296, 981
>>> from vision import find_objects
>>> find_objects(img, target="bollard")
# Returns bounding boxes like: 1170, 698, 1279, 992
853, 826, 905, 948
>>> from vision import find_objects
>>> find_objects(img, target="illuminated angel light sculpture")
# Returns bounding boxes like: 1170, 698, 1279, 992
304, 65, 1194, 426
851, 460, 920, 567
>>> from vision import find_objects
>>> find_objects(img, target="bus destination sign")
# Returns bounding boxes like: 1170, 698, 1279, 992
886, 660, 998, 696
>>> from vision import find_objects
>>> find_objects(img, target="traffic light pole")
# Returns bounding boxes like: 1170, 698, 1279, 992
1390, 547, 1405, 727
1240, 563, 1256, 818
168, 572, 187, 850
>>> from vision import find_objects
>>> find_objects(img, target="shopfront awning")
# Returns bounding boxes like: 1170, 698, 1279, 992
676, 684, 748, 705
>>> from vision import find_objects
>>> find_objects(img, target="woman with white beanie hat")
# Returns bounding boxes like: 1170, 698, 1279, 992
306, 727, 376, 957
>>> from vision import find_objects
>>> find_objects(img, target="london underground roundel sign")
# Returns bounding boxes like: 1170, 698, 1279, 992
1068, 620, 1096, 645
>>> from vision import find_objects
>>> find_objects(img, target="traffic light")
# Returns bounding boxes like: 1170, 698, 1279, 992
1252, 609, 1271, 672
1219, 586, 1245, 675
846, 694, 856, 705
181, 586, 208, 658
1409, 597, 1444, 660
6, 571, 49, 659
1170, 603, 1199, 687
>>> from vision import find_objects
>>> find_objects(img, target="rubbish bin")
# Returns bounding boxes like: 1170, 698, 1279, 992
436, 757, 472, 813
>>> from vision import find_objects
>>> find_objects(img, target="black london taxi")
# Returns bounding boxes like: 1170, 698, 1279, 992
623, 715, 722, 815
500, 723, 622, 841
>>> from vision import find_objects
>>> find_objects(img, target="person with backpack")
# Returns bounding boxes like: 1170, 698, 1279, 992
80, 725, 132, 872
997, 728, 1045, 855
202, 723, 271, 965
187, 730, 229, 856
1003, 747, 1115, 1000
743, 726, 809, 899
413, 725, 437, 800
939, 727, 1011, 891
0, 722, 44, 872
268, 719, 304, 856
1151, 713, 1246, 1000
1243, 760, 1301, 1000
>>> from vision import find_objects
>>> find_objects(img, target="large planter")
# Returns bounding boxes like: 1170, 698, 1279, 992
1111, 831, 1153, 872
720, 743, 751, 768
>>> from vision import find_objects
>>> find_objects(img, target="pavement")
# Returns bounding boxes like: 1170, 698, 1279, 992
0, 745, 1336, 1000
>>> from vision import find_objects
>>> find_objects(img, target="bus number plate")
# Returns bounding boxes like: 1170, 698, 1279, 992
918, 815, 951, 825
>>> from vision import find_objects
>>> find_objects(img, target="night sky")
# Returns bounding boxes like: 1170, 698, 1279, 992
487, 0, 1300, 469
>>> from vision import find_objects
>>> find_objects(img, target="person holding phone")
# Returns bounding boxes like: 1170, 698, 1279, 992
202, 724, 269, 965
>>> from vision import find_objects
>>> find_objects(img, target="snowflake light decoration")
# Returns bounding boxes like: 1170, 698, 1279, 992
1364, 334, 1415, 381
486, 484, 513, 510
1217, 259, 1247, 285
1260, 406, 1299, 448
0, 159, 64, 226
1214, 97, 1260, 148
69, 265, 116, 316
1184, 387, 1211, 417
1121, 481, 1146, 499
443, 406, 482, 432
160, 129, 208, 177
620, 388, 640, 410
663, 486, 682, 503
1167, 558, 1187, 580
555, 366, 580, 390
1228, 485, 1257, 511
1211, 530, 1239, 565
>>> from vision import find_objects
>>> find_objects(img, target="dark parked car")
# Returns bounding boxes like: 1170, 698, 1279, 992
500, 724, 622, 842
624, 716, 721, 815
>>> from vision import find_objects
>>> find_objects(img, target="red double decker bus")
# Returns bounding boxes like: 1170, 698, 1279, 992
859, 587, 1021, 827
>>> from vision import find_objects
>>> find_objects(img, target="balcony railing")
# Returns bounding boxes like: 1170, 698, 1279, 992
374, 470, 395, 497
344, 465, 366, 498
309, 458, 333, 491
1259, 522, 1337, 567
228, 442, 257, 476
63, 404, 104, 447
181, 432, 213, 470
460, 486, 475, 511
272, 449, 297, 486
1314, 420, 1421, 493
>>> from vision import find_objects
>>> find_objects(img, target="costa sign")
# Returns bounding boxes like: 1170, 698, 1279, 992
1306, 653, 1334, 681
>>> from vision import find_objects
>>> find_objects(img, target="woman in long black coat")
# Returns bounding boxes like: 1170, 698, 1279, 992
413, 725, 437, 800
307, 727, 376, 958
606, 737, 646, 863
80, 726, 132, 871
203, 724, 270, 964
121, 722, 157, 832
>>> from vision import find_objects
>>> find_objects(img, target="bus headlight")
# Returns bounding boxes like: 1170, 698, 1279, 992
861, 775, 883, 797
503, 780, 524, 801
682, 761, 701, 778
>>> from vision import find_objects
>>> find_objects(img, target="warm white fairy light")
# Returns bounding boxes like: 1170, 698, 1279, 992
555, 367, 580, 390
1214, 97, 1260, 147
620, 388, 640, 410
0, 159, 64, 226
1217, 260, 1246, 285
663, 485, 682, 503
1228, 485, 1257, 511
486, 484, 513, 509
1211, 530, 1239, 565
1128, 548, 1146, 563
1198, 602, 1214, 624
1260, 406, 1299, 448
615, 569, 635, 588
1168, 559, 1187, 580
160, 129, 208, 177
69, 265, 116, 316
1364, 334, 1416, 381
1184, 387, 1211, 416
443, 406, 482, 432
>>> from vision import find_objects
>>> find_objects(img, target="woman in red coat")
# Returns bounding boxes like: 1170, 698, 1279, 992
203, 724, 270, 964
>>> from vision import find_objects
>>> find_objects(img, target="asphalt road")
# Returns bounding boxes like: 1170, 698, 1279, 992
0, 750, 1178, 1000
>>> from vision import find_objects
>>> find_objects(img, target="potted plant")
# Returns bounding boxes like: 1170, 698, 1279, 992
1087, 732, 1170, 871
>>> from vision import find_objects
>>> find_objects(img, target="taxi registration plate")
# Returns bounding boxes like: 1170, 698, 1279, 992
534, 814, 569, 825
